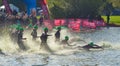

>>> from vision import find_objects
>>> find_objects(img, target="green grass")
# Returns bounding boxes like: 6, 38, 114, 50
102, 16, 120, 25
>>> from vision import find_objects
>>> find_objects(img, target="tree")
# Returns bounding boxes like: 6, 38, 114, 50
107, 0, 120, 9
47, 0, 67, 18
48, 0, 104, 18
0, 0, 2, 5
50, 3, 65, 18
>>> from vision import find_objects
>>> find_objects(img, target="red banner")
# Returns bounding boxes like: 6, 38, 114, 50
82, 21, 96, 29
2, 0, 12, 14
54, 19, 66, 26
40, 0, 49, 19
68, 19, 81, 32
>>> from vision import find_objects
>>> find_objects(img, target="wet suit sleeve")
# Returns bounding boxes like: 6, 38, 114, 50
47, 35, 52, 36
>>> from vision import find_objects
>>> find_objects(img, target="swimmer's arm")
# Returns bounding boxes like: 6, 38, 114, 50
67, 42, 72, 46
22, 38, 27, 40
47, 35, 52, 36
93, 44, 100, 47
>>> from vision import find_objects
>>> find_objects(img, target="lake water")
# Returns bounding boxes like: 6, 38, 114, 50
0, 27, 120, 66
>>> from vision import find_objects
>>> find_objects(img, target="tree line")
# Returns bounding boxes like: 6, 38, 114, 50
47, 0, 116, 18
0, 0, 120, 18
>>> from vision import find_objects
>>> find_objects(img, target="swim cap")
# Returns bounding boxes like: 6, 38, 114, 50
16, 26, 20, 30
34, 25, 38, 29
44, 27, 48, 31
65, 36, 69, 40
57, 26, 61, 30
19, 27, 24, 31
28, 24, 33, 28
89, 42, 94, 46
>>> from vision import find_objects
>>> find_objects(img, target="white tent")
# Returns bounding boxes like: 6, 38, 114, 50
0, 4, 19, 12
0, 5, 5, 9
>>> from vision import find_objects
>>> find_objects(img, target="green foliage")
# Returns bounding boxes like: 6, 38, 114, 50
47, 0, 67, 18
0, 0, 2, 5
50, 3, 66, 18
107, 0, 120, 9
0, 0, 120, 19
68, 0, 103, 18
48, 0, 104, 18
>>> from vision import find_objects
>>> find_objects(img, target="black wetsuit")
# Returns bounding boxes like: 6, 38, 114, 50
40, 32, 51, 49
31, 29, 37, 39
18, 31, 23, 42
17, 31, 26, 50
0, 50, 5, 55
82, 44, 103, 50
31, 16, 37, 25
61, 40, 70, 46
39, 16, 43, 25
40, 33, 51, 43
55, 30, 60, 41
10, 30, 19, 42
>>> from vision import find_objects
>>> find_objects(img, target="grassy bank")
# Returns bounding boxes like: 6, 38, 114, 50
102, 16, 120, 25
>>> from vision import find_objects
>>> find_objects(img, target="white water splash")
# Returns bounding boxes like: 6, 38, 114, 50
0, 27, 120, 66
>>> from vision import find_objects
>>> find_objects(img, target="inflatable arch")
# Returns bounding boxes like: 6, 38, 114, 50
23, 0, 36, 15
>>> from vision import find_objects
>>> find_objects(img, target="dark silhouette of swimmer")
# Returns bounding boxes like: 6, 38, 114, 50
31, 25, 38, 39
40, 27, 52, 49
61, 36, 73, 46
55, 26, 61, 42
17, 27, 27, 50
82, 42, 103, 51
0, 49, 5, 55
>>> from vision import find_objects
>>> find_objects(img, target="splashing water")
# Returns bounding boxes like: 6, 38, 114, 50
0, 26, 120, 53
0, 26, 120, 66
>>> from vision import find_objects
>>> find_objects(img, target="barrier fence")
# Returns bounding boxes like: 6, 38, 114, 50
43, 18, 106, 32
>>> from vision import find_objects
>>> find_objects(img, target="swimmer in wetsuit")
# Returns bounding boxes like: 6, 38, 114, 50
31, 25, 38, 39
82, 42, 103, 50
55, 26, 61, 42
40, 27, 52, 49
